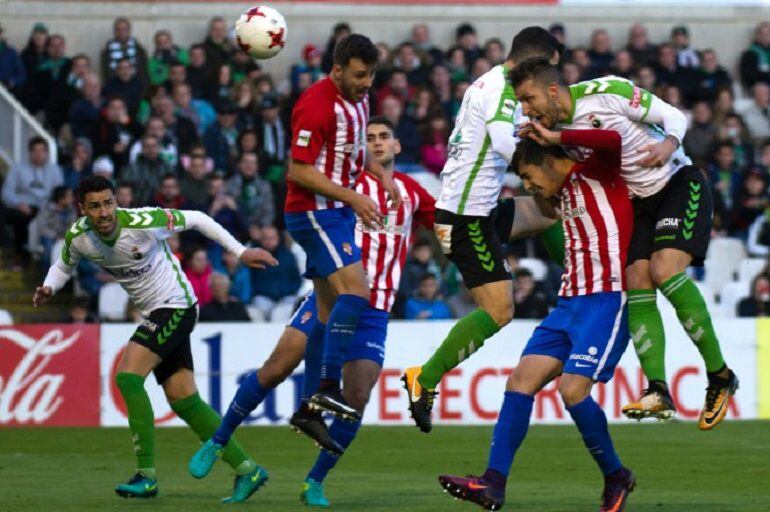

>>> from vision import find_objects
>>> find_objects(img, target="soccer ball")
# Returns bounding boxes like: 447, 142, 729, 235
235, 5, 287, 60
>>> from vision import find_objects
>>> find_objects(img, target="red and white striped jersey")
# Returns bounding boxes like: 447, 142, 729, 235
355, 171, 436, 312
558, 129, 633, 297
286, 77, 369, 213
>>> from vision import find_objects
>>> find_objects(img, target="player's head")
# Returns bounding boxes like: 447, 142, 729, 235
507, 26, 562, 66
367, 116, 401, 170
510, 57, 564, 128
512, 138, 571, 199
332, 33, 378, 103
77, 175, 117, 236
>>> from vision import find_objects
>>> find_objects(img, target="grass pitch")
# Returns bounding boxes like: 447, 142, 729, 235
1, 421, 768, 511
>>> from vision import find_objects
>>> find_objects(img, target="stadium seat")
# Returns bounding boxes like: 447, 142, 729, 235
717, 281, 750, 318
97, 282, 129, 321
519, 257, 548, 281
246, 305, 266, 322
0, 308, 13, 325
407, 171, 442, 199
695, 281, 717, 310
738, 258, 767, 284
705, 237, 746, 277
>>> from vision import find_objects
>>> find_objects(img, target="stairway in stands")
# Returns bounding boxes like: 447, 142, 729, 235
0, 246, 71, 323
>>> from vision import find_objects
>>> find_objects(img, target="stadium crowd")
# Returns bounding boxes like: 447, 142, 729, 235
1, 17, 770, 321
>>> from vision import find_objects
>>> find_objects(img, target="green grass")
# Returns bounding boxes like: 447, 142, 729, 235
1, 422, 769, 511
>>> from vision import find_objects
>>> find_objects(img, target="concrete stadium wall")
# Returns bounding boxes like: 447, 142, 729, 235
0, 1, 766, 82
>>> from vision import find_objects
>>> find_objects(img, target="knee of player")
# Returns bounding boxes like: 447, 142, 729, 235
558, 377, 591, 407
505, 366, 531, 393
649, 263, 676, 289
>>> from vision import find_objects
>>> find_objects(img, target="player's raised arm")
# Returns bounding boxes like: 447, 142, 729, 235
179, 210, 278, 269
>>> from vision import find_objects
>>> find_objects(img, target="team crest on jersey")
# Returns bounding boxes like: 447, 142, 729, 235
297, 129, 311, 147
300, 311, 313, 324
589, 114, 602, 128
342, 242, 353, 256
131, 246, 143, 260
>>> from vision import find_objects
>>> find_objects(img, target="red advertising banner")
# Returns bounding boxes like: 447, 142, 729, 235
0, 325, 100, 427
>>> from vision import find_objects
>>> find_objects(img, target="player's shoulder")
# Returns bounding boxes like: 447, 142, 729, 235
117, 207, 180, 229
297, 77, 336, 106
64, 216, 91, 243
570, 75, 639, 102
470, 65, 507, 95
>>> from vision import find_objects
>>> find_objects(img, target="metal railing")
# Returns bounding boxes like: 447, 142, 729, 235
0, 84, 57, 168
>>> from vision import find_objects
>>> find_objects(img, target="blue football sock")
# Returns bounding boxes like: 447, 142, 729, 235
212, 370, 268, 446
486, 391, 534, 478
302, 321, 326, 401
567, 395, 622, 475
321, 295, 369, 382
307, 418, 361, 483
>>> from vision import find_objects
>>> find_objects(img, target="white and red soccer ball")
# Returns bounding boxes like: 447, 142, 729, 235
235, 5, 287, 60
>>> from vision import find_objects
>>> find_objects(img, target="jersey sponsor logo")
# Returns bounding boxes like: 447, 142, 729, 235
655, 217, 681, 231
104, 263, 152, 280
629, 86, 643, 109
563, 206, 587, 220
140, 317, 159, 333
434, 223, 453, 255
296, 129, 311, 147
569, 353, 599, 365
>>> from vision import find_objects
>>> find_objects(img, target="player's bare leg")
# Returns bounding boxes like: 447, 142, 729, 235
405, 279, 512, 433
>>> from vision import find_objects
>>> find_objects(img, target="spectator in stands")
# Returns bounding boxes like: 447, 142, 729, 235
2, 137, 63, 266
378, 69, 414, 110
713, 87, 735, 125
62, 138, 93, 190
148, 29, 188, 86
204, 101, 239, 173
548, 23, 568, 59
626, 23, 657, 69
199, 272, 251, 322
214, 249, 251, 305
164, 61, 187, 93
237, 129, 259, 156
513, 268, 549, 319
151, 174, 186, 209
405, 273, 452, 320
36, 185, 76, 270
740, 82, 770, 144
202, 16, 235, 71
448, 282, 476, 318
562, 61, 582, 85
65, 297, 97, 324
129, 116, 177, 166
230, 46, 260, 84
32, 34, 71, 126
662, 85, 689, 121
100, 17, 148, 82
759, 140, 770, 174
172, 82, 215, 135
68, 73, 102, 139
739, 21, 770, 91
206, 63, 235, 106
187, 44, 212, 99
289, 44, 323, 94
671, 25, 699, 69
226, 152, 275, 226
0, 23, 26, 90
470, 57, 492, 82
180, 154, 210, 209
446, 46, 469, 83
708, 142, 743, 210
92, 155, 115, 181
587, 28, 614, 79
102, 57, 144, 117
115, 182, 135, 208
250, 224, 301, 321
719, 112, 755, 168
691, 49, 732, 104
455, 23, 481, 69
206, 171, 246, 239
429, 64, 453, 118
409, 88, 439, 125
484, 38, 506, 66
20, 23, 48, 86
420, 114, 449, 175
401, 238, 442, 298
156, 94, 200, 154
635, 65, 657, 92
411, 23, 444, 67
231, 79, 259, 130
684, 101, 719, 169
321, 22, 351, 74
610, 49, 634, 79
90, 95, 140, 171
738, 273, 770, 317
121, 134, 172, 205
184, 247, 213, 307
393, 42, 426, 87
654, 42, 685, 89
257, 93, 287, 183
731, 167, 769, 235
747, 206, 770, 256
381, 94, 421, 172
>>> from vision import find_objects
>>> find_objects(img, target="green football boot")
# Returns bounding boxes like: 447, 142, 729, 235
115, 472, 158, 498
222, 465, 269, 503
301, 478, 330, 507
189, 439, 223, 479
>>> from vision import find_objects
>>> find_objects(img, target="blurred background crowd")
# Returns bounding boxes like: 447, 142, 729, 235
1, 17, 769, 323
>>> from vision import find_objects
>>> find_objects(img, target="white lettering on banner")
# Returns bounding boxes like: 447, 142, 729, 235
0, 329, 78, 423
99, 318, 758, 426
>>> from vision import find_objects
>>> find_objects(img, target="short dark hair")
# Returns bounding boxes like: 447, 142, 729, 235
52, 185, 70, 203
508, 26, 562, 63
367, 115, 395, 134
333, 33, 378, 68
115, 181, 134, 191
77, 175, 115, 203
511, 138, 567, 173
509, 57, 561, 90
161, 173, 177, 183
28, 136, 48, 151
419, 272, 438, 284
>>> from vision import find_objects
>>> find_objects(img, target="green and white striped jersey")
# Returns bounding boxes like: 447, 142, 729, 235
59, 208, 195, 315
561, 76, 691, 199
437, 65, 521, 216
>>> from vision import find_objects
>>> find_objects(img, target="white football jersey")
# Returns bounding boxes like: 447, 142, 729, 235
437, 65, 522, 216
561, 76, 691, 199
61, 208, 195, 315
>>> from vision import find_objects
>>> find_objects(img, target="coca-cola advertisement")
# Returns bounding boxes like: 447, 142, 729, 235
0, 325, 100, 427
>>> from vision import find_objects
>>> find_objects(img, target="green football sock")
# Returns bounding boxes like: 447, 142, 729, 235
627, 290, 667, 383
170, 392, 256, 475
539, 220, 565, 267
419, 308, 500, 389
115, 372, 155, 471
660, 273, 726, 373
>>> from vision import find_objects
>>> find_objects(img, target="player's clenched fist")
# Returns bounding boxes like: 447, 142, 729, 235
240, 248, 279, 269
33, 286, 53, 308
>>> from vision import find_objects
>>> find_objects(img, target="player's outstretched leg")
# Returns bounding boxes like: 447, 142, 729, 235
658, 272, 739, 429
622, 289, 676, 421
114, 372, 159, 498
